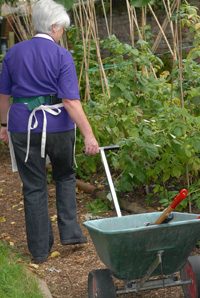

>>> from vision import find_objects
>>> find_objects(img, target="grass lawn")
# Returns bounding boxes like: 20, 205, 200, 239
0, 241, 44, 298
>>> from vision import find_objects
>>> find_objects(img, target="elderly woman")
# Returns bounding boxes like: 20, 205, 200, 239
0, 0, 99, 263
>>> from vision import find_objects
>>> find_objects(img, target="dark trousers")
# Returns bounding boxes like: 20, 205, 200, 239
11, 130, 82, 259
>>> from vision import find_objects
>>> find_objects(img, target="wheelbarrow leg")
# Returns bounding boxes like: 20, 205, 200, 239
136, 250, 164, 292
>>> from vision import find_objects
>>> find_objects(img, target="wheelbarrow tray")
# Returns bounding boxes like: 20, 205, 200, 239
83, 212, 200, 280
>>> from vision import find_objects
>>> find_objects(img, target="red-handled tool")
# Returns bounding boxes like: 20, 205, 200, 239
153, 189, 188, 225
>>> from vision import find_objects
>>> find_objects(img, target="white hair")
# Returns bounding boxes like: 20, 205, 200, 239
32, 0, 70, 34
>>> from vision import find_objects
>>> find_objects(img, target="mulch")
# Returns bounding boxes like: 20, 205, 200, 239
0, 144, 199, 298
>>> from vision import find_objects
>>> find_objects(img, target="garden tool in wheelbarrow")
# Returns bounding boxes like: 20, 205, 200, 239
83, 146, 200, 298
144, 188, 188, 226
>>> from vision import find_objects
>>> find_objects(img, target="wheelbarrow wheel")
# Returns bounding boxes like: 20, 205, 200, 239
180, 256, 200, 298
88, 269, 116, 298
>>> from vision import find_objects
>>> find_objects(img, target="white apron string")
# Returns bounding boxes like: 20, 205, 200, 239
7, 108, 18, 172
25, 103, 63, 162
8, 102, 78, 172
74, 124, 78, 168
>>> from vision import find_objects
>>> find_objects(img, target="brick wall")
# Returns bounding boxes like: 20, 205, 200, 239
96, 0, 200, 56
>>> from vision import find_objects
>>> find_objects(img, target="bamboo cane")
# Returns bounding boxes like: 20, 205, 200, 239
92, 0, 110, 99
101, 0, 110, 37
186, 164, 192, 213
141, 7, 146, 41
130, 5, 134, 48
73, 6, 78, 28
129, 3, 151, 78
73, 5, 81, 28
162, 0, 177, 61
5, 15, 22, 42
78, 0, 105, 98
12, 15, 24, 40
132, 6, 142, 40
81, 0, 106, 97
86, 0, 92, 81
178, 0, 184, 109
93, 1, 100, 43
110, 0, 112, 36
84, 6, 93, 101
16, 15, 27, 40
81, 0, 106, 98
78, 0, 91, 100
148, 3, 174, 57
78, 1, 86, 87
80, 0, 95, 39
170, 0, 180, 104
141, 6, 150, 78
167, 0, 177, 61
86, 29, 92, 102
162, 0, 174, 39
126, 0, 134, 47
22, 2, 34, 37
28, 4, 35, 36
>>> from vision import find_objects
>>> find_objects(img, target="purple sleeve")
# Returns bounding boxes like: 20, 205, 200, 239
0, 58, 12, 95
57, 52, 80, 100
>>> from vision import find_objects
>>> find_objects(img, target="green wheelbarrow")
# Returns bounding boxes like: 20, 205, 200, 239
83, 146, 200, 298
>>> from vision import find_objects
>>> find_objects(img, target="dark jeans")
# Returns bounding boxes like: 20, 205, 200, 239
11, 130, 82, 259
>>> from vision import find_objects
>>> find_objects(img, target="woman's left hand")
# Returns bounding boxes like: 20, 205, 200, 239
0, 127, 9, 144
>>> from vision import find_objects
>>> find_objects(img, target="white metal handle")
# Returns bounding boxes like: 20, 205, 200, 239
99, 148, 122, 217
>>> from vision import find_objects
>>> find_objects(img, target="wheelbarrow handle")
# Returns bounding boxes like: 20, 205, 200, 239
99, 146, 122, 217
99, 145, 120, 151
153, 189, 188, 225
83, 145, 120, 153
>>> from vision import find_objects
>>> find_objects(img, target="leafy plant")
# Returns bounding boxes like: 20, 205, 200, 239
46, 168, 53, 184
130, 0, 154, 8
0, 54, 5, 62
65, 2, 200, 212
86, 198, 111, 215
55, 0, 74, 10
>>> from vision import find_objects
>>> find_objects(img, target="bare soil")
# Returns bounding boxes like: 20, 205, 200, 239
0, 144, 199, 298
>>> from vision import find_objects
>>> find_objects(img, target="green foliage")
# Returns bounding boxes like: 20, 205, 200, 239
0, 1, 196, 212
0, 54, 5, 62
150, 0, 174, 11
155, 187, 188, 212
156, 54, 173, 75
0, 0, 74, 13
86, 198, 111, 215
129, 0, 174, 12
187, 180, 200, 210
130, 0, 154, 8
70, 1, 200, 212
46, 168, 53, 184
55, 0, 74, 10
65, 25, 101, 99
0, 242, 43, 298
0, 0, 18, 8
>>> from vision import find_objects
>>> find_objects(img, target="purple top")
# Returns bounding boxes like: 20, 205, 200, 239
0, 35, 80, 133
